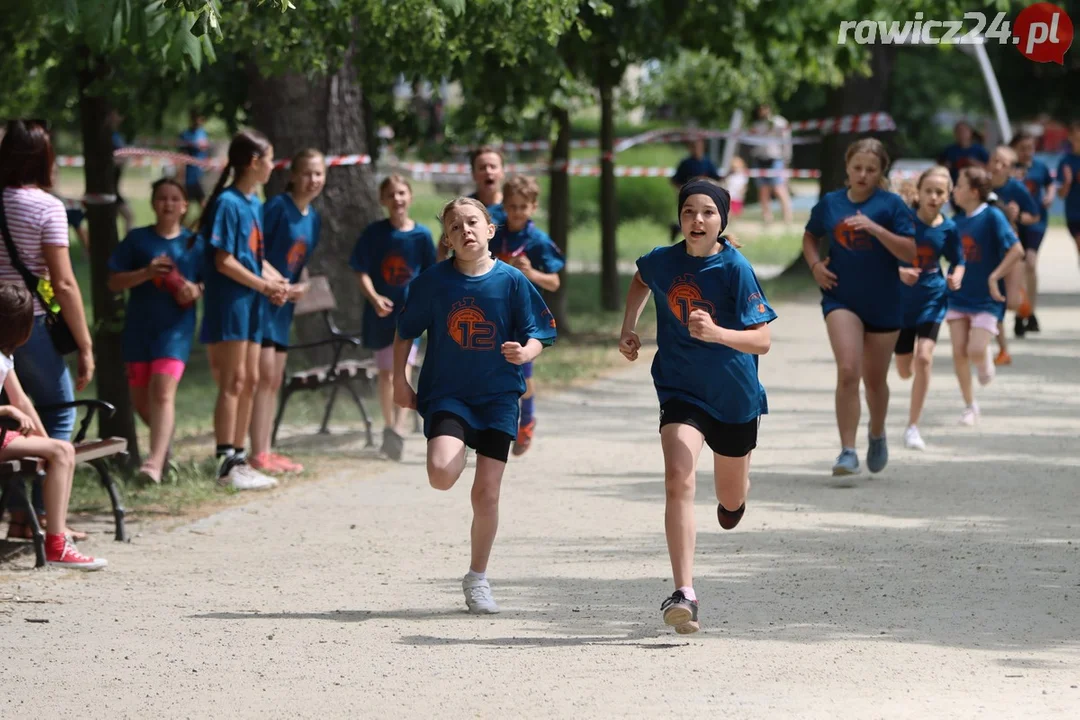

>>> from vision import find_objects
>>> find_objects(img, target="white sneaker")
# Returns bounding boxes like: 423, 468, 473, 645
904, 425, 926, 450
959, 403, 980, 426
462, 574, 500, 614
228, 463, 278, 491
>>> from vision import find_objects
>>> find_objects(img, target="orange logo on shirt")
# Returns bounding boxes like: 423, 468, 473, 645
381, 254, 414, 286
248, 225, 263, 259
286, 240, 307, 274
960, 234, 981, 263
666, 274, 715, 326
915, 244, 938, 271
447, 297, 496, 350
542, 308, 556, 329
1025, 179, 1039, 197
833, 219, 872, 251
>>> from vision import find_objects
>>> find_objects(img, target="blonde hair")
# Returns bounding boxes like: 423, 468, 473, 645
502, 174, 540, 204
916, 165, 953, 194
844, 138, 891, 189
992, 145, 1018, 165
378, 173, 411, 199
285, 148, 325, 192
438, 197, 492, 250
729, 156, 747, 172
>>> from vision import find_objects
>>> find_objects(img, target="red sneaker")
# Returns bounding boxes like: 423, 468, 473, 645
46, 538, 107, 571
268, 453, 303, 473
512, 419, 536, 456
249, 452, 285, 475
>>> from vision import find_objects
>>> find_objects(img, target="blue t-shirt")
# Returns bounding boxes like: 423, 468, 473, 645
467, 192, 507, 228
396, 260, 557, 437
1020, 159, 1053, 233
108, 226, 204, 363
350, 219, 437, 350
261, 193, 322, 347
940, 143, 989, 182
949, 204, 1018, 319
672, 156, 721, 186
1055, 153, 1080, 221
491, 221, 566, 278
201, 186, 264, 341
636, 241, 777, 425
993, 177, 1039, 231
900, 215, 964, 328
178, 127, 209, 187
805, 188, 916, 328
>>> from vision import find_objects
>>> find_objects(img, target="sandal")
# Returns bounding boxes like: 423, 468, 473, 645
6, 509, 34, 540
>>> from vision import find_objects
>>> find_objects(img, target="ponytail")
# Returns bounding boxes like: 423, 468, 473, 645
196, 129, 272, 237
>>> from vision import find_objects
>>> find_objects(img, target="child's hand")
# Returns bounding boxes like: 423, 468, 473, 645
947, 268, 964, 291
176, 281, 201, 305
1064, 164, 1074, 186
147, 255, 175, 277
393, 380, 417, 410
988, 276, 1006, 303
844, 211, 880, 236
511, 254, 533, 273
811, 258, 838, 290
688, 309, 723, 343
501, 341, 531, 365
287, 284, 308, 302
619, 329, 641, 361
373, 295, 394, 318
1005, 201, 1020, 222
899, 267, 921, 286
0, 406, 34, 436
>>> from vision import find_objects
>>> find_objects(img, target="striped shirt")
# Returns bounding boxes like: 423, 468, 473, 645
0, 187, 69, 315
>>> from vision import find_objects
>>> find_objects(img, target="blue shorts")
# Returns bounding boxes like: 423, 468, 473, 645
123, 324, 196, 364
420, 392, 520, 442
1022, 228, 1046, 252
753, 158, 786, 188
822, 296, 900, 333
200, 289, 263, 344
262, 298, 296, 348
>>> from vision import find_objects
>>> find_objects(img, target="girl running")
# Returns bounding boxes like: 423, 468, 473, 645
938, 120, 990, 185
987, 145, 1037, 362
351, 175, 436, 460
107, 178, 204, 483
946, 167, 1024, 425
1011, 131, 1054, 335
894, 167, 965, 451
393, 197, 555, 615
620, 179, 775, 635
249, 149, 326, 475
1055, 120, 1080, 267
198, 130, 288, 491
0, 283, 106, 569
802, 138, 917, 476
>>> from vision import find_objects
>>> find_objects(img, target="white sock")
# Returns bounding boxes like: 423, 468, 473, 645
466, 569, 486, 581
842, 446, 856, 454
677, 586, 696, 602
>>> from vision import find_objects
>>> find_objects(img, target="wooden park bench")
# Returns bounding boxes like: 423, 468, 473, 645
271, 276, 378, 448
0, 400, 129, 568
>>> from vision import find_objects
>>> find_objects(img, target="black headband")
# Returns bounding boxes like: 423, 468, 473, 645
678, 180, 730, 234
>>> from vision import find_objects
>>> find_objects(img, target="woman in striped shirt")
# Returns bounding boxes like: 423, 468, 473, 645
0, 120, 95, 540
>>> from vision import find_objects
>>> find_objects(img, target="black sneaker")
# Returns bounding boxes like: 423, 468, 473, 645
660, 590, 700, 634
718, 502, 745, 530
381, 427, 404, 461
1027, 314, 1041, 333
1014, 315, 1027, 338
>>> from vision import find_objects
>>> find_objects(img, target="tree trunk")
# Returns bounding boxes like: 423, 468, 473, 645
779, 44, 898, 280
547, 105, 571, 333
247, 44, 381, 357
76, 47, 139, 462
598, 78, 618, 311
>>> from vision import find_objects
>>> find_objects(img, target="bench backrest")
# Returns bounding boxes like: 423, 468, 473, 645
295, 276, 337, 317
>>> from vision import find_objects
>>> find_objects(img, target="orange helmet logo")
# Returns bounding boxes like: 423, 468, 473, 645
447, 297, 497, 350
666, 274, 715, 326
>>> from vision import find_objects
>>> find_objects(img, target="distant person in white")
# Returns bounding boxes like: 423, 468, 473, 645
749, 103, 794, 226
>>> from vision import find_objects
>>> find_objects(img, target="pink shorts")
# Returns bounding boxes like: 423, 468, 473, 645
945, 309, 999, 335
126, 358, 187, 388
374, 343, 419, 372
730, 199, 744, 216
1, 427, 16, 449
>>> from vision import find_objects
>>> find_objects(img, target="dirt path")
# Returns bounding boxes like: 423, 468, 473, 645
3, 231, 1079, 719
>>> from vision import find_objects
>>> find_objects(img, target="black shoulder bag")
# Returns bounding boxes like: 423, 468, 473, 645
0, 196, 79, 356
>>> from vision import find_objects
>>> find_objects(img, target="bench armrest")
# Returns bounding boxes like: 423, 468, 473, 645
289, 336, 362, 352
37, 400, 117, 444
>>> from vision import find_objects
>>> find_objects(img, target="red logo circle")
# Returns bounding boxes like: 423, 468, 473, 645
1013, 3, 1073, 64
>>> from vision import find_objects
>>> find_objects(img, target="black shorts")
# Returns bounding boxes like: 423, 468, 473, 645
895, 322, 941, 355
1067, 219, 1080, 240
186, 183, 206, 203
260, 339, 288, 352
658, 399, 758, 458
429, 411, 514, 463
1021, 228, 1045, 252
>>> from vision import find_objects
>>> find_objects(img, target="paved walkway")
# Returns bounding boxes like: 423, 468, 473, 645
3, 231, 1079, 719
